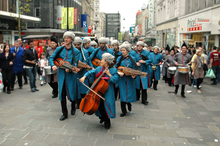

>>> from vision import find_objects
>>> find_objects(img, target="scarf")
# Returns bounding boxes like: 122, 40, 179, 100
95, 67, 110, 80
197, 56, 203, 68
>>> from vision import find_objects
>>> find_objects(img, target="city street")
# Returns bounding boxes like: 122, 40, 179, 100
0, 79, 220, 146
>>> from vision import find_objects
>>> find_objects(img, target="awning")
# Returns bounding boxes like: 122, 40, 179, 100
23, 35, 52, 39
73, 31, 89, 35
0, 10, 41, 22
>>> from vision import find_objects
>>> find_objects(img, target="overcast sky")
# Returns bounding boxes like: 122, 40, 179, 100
100, 0, 148, 31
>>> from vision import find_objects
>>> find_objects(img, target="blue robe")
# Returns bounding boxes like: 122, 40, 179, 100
116, 56, 136, 103
83, 46, 95, 84
84, 66, 119, 118
83, 46, 94, 56
149, 52, 163, 81
89, 47, 114, 68
76, 48, 90, 99
10, 46, 24, 73
130, 50, 152, 90
49, 46, 80, 101
114, 51, 122, 88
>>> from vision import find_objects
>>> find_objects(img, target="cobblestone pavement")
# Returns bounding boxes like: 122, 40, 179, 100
0, 78, 220, 146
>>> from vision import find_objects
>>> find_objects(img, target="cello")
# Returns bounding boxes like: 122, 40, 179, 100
79, 66, 109, 115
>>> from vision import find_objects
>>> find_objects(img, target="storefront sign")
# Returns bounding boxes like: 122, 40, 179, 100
187, 18, 202, 32
196, 17, 210, 24
148, 0, 154, 29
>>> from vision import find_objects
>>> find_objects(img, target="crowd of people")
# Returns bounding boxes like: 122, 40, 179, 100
0, 31, 219, 130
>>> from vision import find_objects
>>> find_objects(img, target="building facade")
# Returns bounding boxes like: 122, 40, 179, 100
99, 12, 106, 37
178, 0, 220, 52
155, 0, 180, 48
94, 0, 100, 38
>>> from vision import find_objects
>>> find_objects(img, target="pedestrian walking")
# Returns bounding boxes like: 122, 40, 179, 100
210, 46, 220, 85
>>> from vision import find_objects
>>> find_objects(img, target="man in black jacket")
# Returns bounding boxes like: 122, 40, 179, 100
22, 41, 39, 92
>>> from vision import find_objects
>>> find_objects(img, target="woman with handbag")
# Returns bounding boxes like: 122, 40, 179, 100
192, 50, 205, 93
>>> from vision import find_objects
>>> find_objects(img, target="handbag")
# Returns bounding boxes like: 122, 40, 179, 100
205, 69, 216, 78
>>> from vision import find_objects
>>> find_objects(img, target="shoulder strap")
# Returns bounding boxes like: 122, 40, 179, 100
91, 48, 100, 61
54, 46, 65, 60
116, 56, 125, 68
128, 55, 140, 70
71, 47, 77, 66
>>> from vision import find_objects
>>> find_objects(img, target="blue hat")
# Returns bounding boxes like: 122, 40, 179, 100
23, 40, 28, 43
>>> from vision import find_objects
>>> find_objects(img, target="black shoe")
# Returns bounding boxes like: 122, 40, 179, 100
71, 108, 76, 115
141, 101, 148, 105
165, 80, 167, 83
181, 94, 186, 98
10, 88, 14, 91
3, 87, 6, 92
7, 90, 11, 94
52, 94, 58, 98
174, 91, 178, 95
104, 120, 111, 129
100, 119, 104, 124
153, 87, 157, 90
35, 89, 39, 91
128, 104, 132, 112
24, 82, 28, 85
19, 86, 22, 89
120, 113, 126, 117
60, 115, 68, 121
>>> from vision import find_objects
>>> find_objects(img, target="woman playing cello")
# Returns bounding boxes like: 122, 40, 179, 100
115, 44, 137, 117
79, 53, 119, 129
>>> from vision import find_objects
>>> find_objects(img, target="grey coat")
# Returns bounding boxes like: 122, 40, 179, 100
162, 53, 168, 76
165, 55, 175, 78
44, 47, 58, 83
192, 56, 205, 79
173, 53, 191, 85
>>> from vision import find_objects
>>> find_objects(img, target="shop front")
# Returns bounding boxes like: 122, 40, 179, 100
178, 5, 220, 53
0, 18, 16, 44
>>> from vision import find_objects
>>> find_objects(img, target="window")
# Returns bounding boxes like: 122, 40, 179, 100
35, 8, 40, 17
214, 0, 217, 4
205, 0, 207, 7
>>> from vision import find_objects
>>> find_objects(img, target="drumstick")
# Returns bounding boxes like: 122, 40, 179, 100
77, 78, 105, 100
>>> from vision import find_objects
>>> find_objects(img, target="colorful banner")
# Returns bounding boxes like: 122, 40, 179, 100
68, 7, 74, 29
74, 8, 77, 25
61, 7, 67, 29
138, 24, 142, 35
118, 32, 122, 41
148, 0, 154, 29
81, 14, 87, 28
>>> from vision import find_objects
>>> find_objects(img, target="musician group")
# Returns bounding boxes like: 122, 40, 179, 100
46, 31, 191, 130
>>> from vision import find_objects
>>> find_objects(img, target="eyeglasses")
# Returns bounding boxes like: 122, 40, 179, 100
74, 44, 81, 46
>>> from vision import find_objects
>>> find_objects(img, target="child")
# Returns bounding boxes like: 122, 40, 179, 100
38, 52, 45, 86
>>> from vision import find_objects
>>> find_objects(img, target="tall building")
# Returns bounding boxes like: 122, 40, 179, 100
99, 12, 105, 37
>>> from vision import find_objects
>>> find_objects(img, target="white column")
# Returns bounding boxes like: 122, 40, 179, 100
215, 35, 219, 47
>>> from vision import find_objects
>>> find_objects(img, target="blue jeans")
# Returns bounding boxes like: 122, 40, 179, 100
25, 66, 37, 90
192, 79, 197, 86
212, 66, 220, 84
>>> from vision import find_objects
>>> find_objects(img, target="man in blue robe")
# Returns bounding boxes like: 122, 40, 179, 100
49, 31, 80, 121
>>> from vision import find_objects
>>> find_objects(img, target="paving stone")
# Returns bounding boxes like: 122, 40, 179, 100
122, 140, 148, 146
0, 139, 19, 146
95, 138, 122, 146
32, 141, 50, 146
176, 130, 201, 138
68, 136, 97, 146
22, 132, 49, 141
7, 131, 30, 140
44, 134, 72, 144
113, 134, 137, 140
185, 137, 206, 145
153, 129, 178, 138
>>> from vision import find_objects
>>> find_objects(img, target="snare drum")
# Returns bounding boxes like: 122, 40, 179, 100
44, 66, 56, 75
168, 66, 177, 74
177, 66, 190, 74
152, 65, 157, 71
